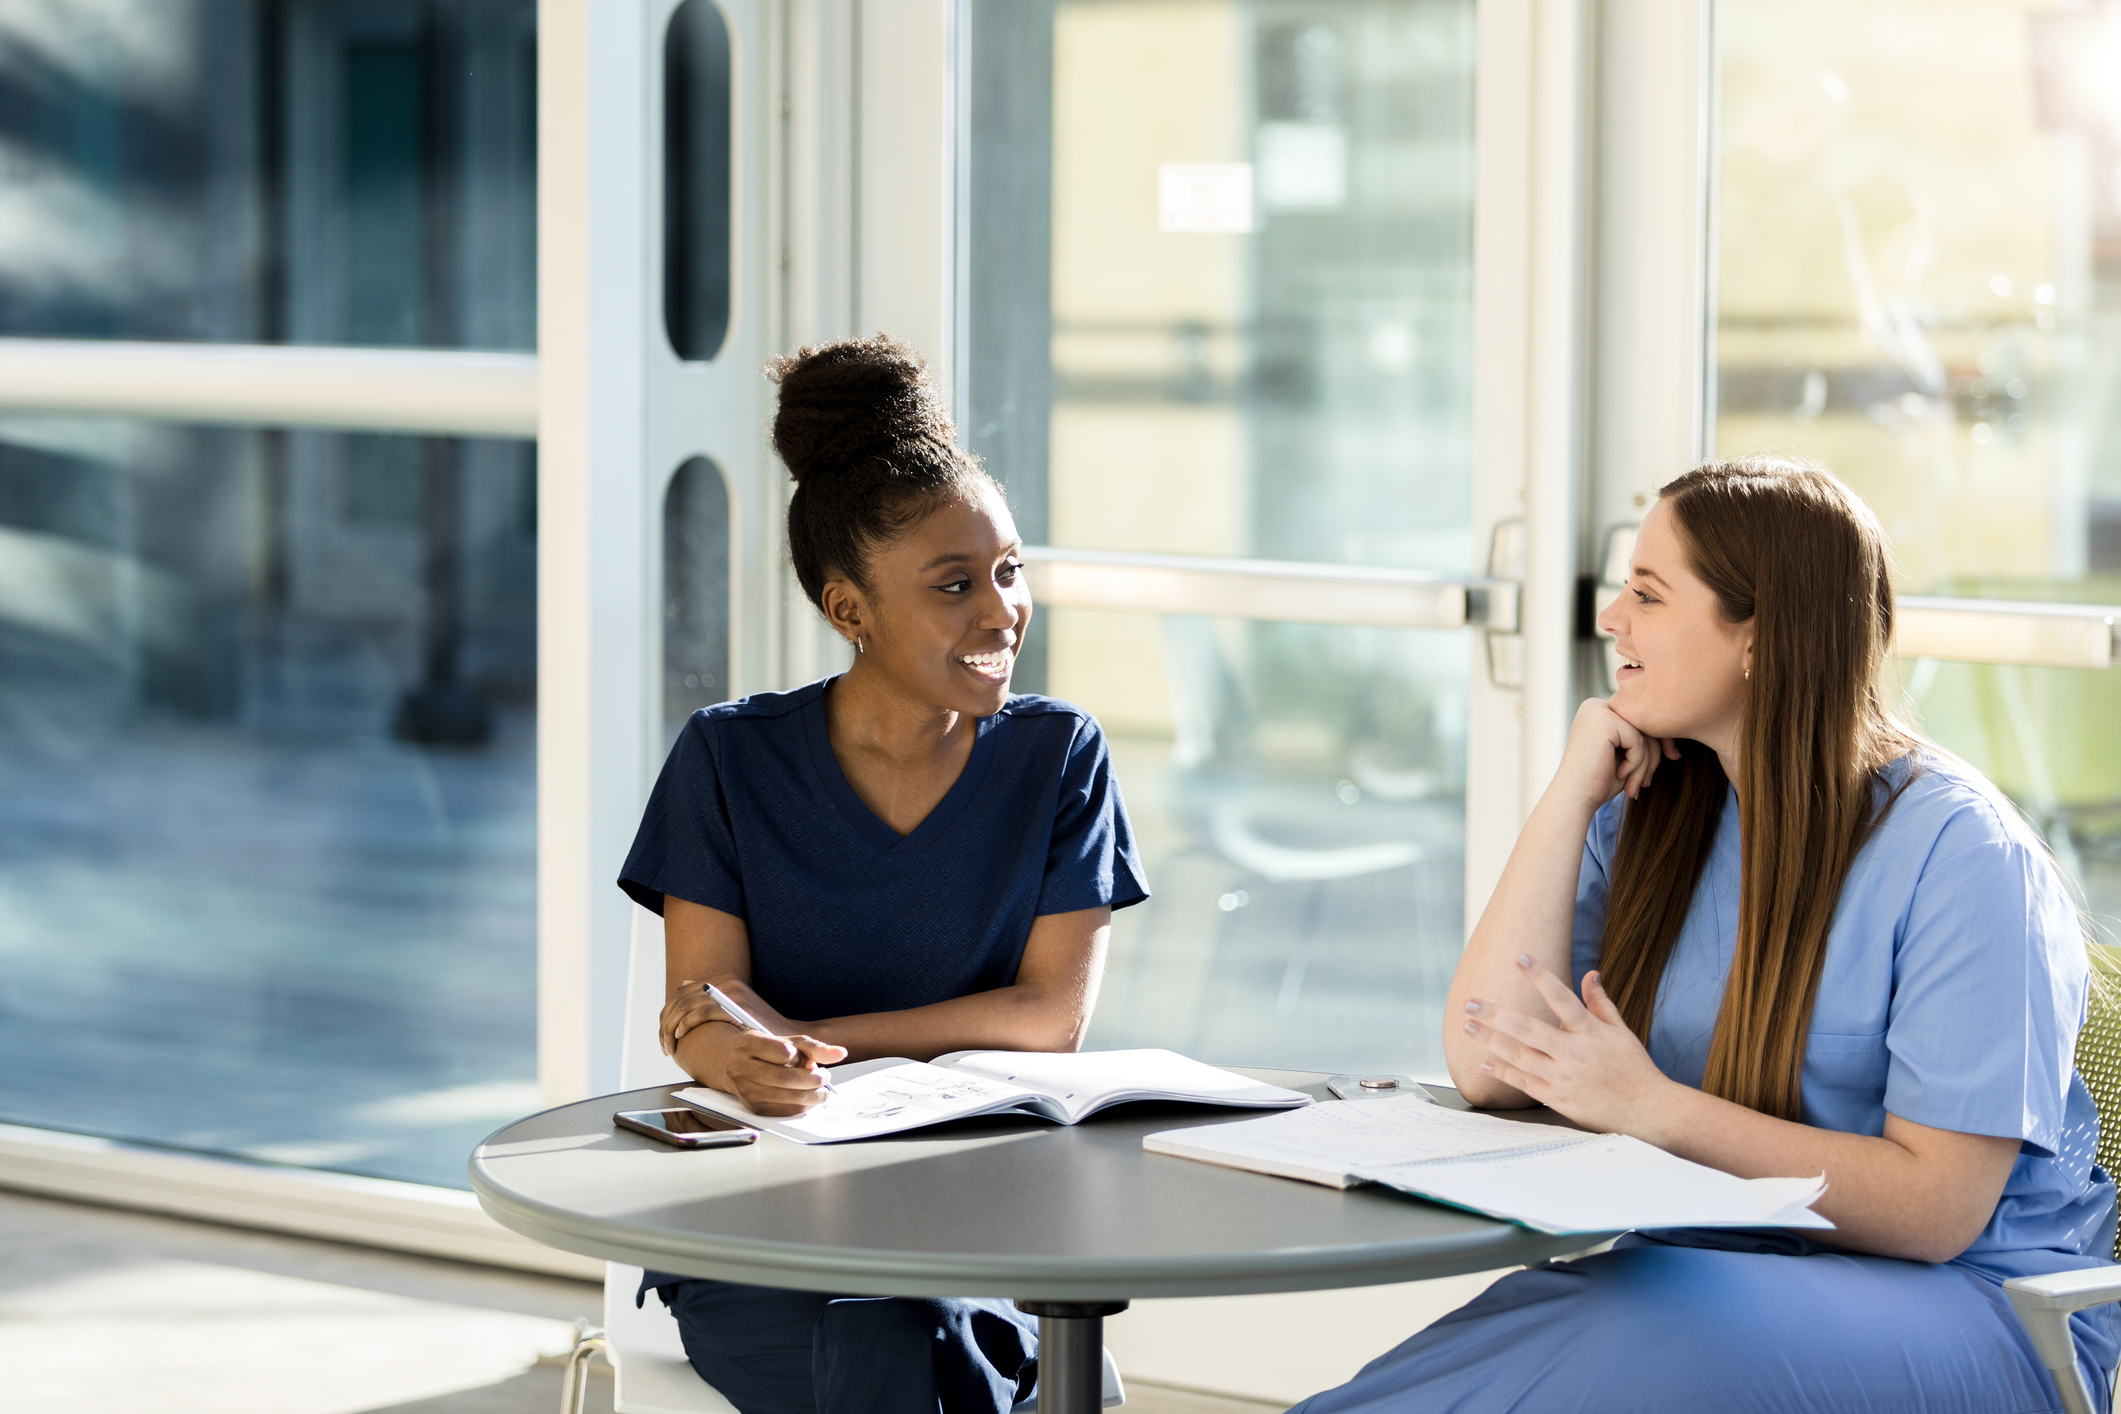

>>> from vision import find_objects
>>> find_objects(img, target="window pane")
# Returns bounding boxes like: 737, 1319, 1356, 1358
0, 0, 537, 348
1067, 610, 1470, 1075
663, 0, 733, 362
663, 456, 731, 741
0, 416, 537, 1187
965, 0, 1477, 1079
1713, 0, 2121, 934
966, 0, 1476, 687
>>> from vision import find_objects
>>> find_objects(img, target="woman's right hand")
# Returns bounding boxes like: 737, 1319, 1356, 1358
1554, 697, 1677, 813
715, 1028, 849, 1116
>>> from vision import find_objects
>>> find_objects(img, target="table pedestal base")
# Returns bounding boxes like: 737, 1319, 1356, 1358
1017, 1300, 1129, 1414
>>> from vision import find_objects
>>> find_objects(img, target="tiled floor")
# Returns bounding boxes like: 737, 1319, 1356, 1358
0, 1189, 1281, 1414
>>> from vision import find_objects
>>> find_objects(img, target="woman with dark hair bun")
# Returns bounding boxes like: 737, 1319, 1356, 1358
1292, 459, 2118, 1412
616, 334, 1148, 1414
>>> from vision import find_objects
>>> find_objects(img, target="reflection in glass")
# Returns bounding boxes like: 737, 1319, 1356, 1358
1715, 0, 2121, 935
663, 0, 734, 362
965, 1, 1476, 1075
0, 0, 537, 348
0, 417, 537, 1187
663, 457, 731, 742
1074, 611, 1469, 1075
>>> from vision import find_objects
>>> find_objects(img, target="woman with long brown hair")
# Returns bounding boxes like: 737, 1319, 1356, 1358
1294, 460, 2117, 1412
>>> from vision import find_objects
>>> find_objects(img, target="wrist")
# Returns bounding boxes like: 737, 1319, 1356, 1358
677, 1018, 740, 1087
1534, 775, 1608, 828
1616, 1073, 1686, 1147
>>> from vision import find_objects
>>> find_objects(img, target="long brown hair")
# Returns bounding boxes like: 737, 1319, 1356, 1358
1598, 458, 1920, 1121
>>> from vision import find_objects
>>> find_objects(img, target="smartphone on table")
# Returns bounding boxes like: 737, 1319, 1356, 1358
613, 1107, 759, 1148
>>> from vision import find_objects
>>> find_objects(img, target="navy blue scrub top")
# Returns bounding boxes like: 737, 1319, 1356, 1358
618, 678, 1149, 1023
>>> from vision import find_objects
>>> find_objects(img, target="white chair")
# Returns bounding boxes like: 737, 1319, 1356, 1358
558, 907, 742, 1414
559, 905, 1122, 1413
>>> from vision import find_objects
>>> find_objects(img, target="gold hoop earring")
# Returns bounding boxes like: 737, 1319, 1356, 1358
1744, 667, 1751, 680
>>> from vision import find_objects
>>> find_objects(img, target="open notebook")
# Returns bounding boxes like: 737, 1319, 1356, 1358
675, 1048, 1312, 1144
1144, 1095, 1830, 1236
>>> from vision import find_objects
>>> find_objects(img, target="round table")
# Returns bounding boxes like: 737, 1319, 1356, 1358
470, 1073, 1595, 1414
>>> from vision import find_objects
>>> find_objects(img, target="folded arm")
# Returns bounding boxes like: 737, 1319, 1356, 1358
1446, 699, 1676, 1107
660, 896, 1111, 1114
1466, 957, 2021, 1263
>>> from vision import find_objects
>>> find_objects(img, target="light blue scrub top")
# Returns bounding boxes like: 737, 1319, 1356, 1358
1573, 750, 2118, 1355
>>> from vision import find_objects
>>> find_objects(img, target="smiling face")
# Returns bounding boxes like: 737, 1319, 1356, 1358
1596, 498, 1755, 751
822, 482, 1030, 719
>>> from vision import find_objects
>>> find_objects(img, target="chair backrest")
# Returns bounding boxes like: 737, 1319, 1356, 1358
622, 904, 689, 1092
608, 905, 741, 1413
2075, 943, 2121, 1260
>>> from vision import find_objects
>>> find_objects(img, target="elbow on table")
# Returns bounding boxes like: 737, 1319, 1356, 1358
1008, 986, 1089, 1052
1442, 1055, 1533, 1110
1032, 1012, 1089, 1053
1437, 1031, 1527, 1108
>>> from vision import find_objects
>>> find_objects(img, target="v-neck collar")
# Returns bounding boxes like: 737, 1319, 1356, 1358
803, 681, 1001, 854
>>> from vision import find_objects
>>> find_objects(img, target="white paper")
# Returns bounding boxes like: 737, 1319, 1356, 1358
1147, 1094, 1582, 1176
1362, 1134, 1832, 1235
677, 1063, 1027, 1142
943, 1048, 1304, 1107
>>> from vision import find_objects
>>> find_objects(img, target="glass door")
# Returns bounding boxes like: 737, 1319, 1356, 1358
959, 0, 1504, 1077
1705, 0, 2121, 935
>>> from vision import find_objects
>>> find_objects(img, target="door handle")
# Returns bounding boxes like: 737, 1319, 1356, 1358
1483, 518, 1525, 689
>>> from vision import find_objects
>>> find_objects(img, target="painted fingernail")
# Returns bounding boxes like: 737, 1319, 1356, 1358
1464, 1000, 1481, 1014
1479, 1062, 1496, 1074
1463, 1020, 1480, 1035
1516, 954, 1533, 969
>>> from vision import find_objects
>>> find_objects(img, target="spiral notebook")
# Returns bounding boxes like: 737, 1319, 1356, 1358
1143, 1095, 1830, 1236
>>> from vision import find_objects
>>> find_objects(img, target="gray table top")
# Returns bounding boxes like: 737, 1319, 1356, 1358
468, 1072, 1600, 1301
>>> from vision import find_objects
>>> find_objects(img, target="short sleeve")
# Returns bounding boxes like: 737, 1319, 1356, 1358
617, 716, 749, 920
1570, 799, 1624, 991
1034, 717, 1150, 916
1884, 835, 2086, 1156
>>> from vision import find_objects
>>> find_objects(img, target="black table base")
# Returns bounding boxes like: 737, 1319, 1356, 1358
1017, 1300, 1129, 1414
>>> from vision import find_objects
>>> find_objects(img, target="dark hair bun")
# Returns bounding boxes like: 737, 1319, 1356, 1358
768, 334, 953, 485
765, 334, 993, 610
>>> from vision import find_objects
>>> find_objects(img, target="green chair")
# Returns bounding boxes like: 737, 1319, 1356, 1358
2004, 943, 2121, 1414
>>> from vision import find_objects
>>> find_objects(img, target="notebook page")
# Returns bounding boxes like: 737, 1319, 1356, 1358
678, 1062, 1030, 1142
942, 1048, 1306, 1107
1360, 1134, 1831, 1234
1146, 1093, 1591, 1176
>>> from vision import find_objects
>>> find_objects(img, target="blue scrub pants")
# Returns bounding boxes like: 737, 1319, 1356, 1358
640, 1272, 1039, 1414
1288, 1233, 2106, 1414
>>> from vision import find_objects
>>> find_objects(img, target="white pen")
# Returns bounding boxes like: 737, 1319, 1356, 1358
702, 982, 836, 1095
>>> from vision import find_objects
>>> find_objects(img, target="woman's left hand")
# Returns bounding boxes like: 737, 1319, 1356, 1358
660, 976, 804, 1056
1461, 957, 1674, 1137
